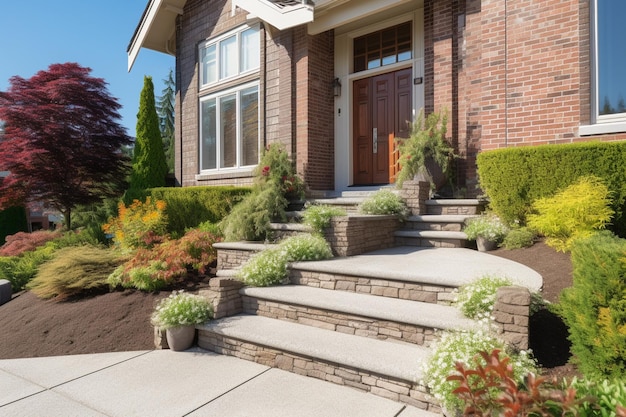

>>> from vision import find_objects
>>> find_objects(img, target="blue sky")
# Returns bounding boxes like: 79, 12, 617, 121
0, 1, 174, 137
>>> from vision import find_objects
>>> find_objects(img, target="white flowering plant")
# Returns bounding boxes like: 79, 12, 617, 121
151, 290, 214, 330
358, 189, 409, 218
238, 234, 334, 286
422, 329, 537, 412
454, 276, 513, 320
301, 205, 346, 235
463, 213, 509, 242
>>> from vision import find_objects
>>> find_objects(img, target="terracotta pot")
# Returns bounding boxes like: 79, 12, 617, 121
476, 236, 498, 252
165, 325, 196, 351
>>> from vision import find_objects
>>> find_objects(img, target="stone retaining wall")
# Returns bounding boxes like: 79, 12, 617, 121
324, 215, 400, 257
399, 180, 430, 216
290, 269, 457, 305
493, 286, 531, 350
197, 331, 439, 412
242, 296, 435, 345
217, 249, 255, 270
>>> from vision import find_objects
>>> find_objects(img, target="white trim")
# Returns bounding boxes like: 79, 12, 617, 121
128, 0, 164, 71
198, 81, 260, 174
233, 0, 313, 30
579, 121, 626, 136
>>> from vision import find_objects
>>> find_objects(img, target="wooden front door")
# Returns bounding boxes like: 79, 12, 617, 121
353, 68, 412, 185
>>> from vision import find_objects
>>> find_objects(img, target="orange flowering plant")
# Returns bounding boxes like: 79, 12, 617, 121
102, 197, 168, 251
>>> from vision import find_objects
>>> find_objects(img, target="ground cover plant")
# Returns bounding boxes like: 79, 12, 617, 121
358, 189, 408, 217
301, 204, 347, 235
27, 246, 121, 300
0, 230, 61, 257
454, 276, 513, 320
238, 233, 333, 286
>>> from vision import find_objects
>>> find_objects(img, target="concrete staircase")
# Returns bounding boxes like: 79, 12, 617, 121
198, 193, 499, 414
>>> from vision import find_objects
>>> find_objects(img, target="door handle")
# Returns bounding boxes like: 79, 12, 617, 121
373, 127, 378, 154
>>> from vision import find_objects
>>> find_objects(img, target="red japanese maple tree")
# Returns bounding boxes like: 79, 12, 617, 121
0, 63, 131, 229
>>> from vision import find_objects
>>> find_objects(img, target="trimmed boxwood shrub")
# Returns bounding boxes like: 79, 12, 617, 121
150, 186, 251, 237
558, 231, 626, 379
0, 206, 28, 245
477, 141, 626, 236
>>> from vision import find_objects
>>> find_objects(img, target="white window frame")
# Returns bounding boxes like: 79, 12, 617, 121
199, 81, 260, 173
580, 0, 626, 135
199, 24, 260, 88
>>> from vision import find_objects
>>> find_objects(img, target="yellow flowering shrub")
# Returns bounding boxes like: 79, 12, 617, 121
103, 197, 168, 251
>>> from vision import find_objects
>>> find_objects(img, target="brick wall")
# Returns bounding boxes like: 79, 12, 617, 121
424, 0, 626, 196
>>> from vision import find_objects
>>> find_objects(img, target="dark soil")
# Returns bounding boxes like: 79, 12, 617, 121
0, 240, 577, 378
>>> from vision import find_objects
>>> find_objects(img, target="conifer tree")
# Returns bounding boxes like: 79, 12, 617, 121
157, 69, 175, 173
130, 76, 168, 191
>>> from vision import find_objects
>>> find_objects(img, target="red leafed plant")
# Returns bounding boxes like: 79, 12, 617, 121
447, 349, 580, 416
0, 230, 61, 257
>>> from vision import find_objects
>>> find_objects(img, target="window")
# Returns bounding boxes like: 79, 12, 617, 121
593, 0, 626, 121
199, 25, 260, 87
200, 84, 259, 171
353, 22, 412, 73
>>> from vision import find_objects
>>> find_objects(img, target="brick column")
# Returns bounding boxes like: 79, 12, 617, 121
493, 286, 531, 351
399, 180, 430, 216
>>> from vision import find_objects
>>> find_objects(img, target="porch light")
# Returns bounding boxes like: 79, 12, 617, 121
332, 77, 342, 97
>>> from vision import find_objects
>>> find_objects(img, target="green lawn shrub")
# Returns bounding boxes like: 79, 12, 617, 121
103, 197, 168, 251
27, 246, 121, 299
0, 206, 28, 245
558, 231, 626, 379
527, 176, 614, 252
572, 377, 626, 417
0, 245, 56, 291
477, 141, 626, 236
501, 227, 536, 249
150, 186, 250, 237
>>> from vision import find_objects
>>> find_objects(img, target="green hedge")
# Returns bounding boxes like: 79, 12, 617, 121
559, 231, 626, 380
149, 186, 251, 237
0, 206, 28, 245
477, 141, 626, 236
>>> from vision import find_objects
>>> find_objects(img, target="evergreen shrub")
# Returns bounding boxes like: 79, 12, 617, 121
527, 176, 614, 252
477, 141, 626, 236
559, 231, 626, 379
150, 186, 250, 237
0, 206, 28, 245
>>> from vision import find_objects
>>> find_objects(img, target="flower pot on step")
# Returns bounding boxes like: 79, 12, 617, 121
165, 325, 196, 351
476, 236, 498, 252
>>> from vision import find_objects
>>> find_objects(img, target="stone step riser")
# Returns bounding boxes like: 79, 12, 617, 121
242, 296, 435, 346
197, 331, 437, 411
289, 269, 456, 305
403, 222, 464, 231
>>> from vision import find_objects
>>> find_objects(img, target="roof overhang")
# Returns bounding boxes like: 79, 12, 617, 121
127, 0, 186, 71
233, 0, 314, 31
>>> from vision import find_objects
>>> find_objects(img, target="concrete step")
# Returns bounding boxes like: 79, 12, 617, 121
404, 214, 477, 232
241, 285, 476, 345
394, 230, 468, 248
425, 199, 485, 216
197, 314, 439, 412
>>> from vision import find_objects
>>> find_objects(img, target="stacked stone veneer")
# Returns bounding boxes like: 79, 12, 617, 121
197, 330, 438, 412
399, 180, 430, 216
324, 215, 400, 257
217, 248, 255, 270
290, 270, 457, 305
242, 296, 437, 346
493, 286, 531, 351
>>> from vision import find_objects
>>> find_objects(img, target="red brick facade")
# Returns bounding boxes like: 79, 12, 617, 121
172, 0, 625, 194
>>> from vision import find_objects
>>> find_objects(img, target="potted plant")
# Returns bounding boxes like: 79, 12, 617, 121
151, 290, 214, 351
395, 109, 455, 192
463, 213, 509, 251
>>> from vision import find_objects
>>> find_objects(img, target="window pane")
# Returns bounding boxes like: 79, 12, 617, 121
220, 94, 237, 168
201, 45, 217, 85
353, 22, 412, 73
220, 36, 237, 79
241, 28, 260, 73
200, 99, 217, 170
598, 0, 626, 115
241, 87, 259, 166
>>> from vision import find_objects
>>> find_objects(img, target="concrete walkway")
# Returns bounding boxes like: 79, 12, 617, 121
0, 348, 435, 417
